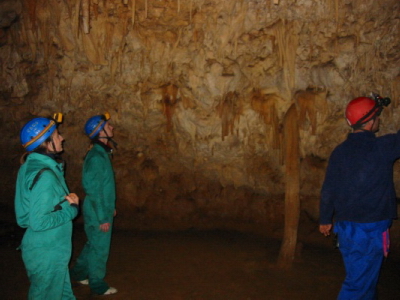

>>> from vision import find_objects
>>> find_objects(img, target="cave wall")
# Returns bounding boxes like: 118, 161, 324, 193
0, 0, 399, 240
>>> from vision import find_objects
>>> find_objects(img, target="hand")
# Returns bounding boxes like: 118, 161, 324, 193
99, 223, 110, 232
114, 209, 117, 217
65, 193, 79, 205
319, 224, 332, 236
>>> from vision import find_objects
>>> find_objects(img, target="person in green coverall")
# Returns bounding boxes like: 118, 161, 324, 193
70, 112, 117, 295
15, 113, 80, 300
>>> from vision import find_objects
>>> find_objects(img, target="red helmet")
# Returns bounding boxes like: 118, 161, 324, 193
345, 97, 380, 127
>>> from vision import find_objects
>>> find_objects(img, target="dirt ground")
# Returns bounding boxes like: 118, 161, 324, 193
1, 221, 400, 300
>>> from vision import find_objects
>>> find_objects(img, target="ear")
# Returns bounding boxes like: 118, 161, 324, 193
363, 119, 375, 131
97, 126, 107, 137
45, 141, 54, 152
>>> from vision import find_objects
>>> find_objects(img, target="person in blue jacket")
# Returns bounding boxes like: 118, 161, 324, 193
15, 113, 80, 300
70, 112, 117, 295
319, 94, 399, 300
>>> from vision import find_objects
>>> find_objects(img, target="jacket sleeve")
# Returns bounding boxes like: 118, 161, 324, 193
319, 154, 338, 225
380, 130, 400, 160
28, 171, 78, 231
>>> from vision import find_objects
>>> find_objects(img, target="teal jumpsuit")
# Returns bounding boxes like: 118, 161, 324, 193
70, 142, 116, 294
15, 153, 78, 300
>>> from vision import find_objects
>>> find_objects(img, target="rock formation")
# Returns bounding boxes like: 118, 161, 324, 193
0, 1, 399, 252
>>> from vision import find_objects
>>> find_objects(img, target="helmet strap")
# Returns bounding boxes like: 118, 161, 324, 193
47, 137, 61, 155
98, 129, 118, 149
353, 117, 378, 133
351, 104, 381, 130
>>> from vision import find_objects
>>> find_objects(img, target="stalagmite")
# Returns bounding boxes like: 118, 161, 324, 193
277, 103, 300, 269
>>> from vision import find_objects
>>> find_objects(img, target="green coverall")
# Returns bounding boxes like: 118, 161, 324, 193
70, 143, 116, 294
15, 153, 78, 300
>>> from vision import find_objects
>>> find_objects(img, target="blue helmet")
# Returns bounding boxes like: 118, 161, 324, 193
84, 112, 110, 139
20, 113, 62, 151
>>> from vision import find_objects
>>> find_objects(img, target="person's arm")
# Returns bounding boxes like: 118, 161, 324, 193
319, 153, 339, 235
29, 171, 78, 231
319, 224, 332, 236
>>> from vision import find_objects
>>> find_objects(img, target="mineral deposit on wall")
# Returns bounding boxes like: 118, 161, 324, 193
0, 0, 399, 237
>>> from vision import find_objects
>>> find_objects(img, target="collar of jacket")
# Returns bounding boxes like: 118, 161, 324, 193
27, 152, 64, 172
94, 139, 113, 153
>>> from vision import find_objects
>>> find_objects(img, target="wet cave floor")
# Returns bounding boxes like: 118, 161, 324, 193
1, 223, 400, 300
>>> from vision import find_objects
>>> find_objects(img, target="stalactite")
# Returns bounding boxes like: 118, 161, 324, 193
274, 20, 298, 93
36, 3, 51, 62
82, 0, 90, 34
111, 51, 119, 83
105, 22, 114, 58
189, 0, 192, 22
26, 0, 37, 30
335, 0, 339, 25
178, 0, 181, 14
295, 87, 327, 135
74, 0, 81, 38
162, 84, 179, 132
173, 28, 182, 51
21, 5, 37, 61
123, 0, 128, 4
47, 68, 55, 102
250, 90, 281, 149
56, 2, 75, 52
145, 0, 148, 19
131, 0, 136, 26
217, 92, 241, 141
92, 0, 99, 19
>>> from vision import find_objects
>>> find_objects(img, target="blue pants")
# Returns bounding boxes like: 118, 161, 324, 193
334, 220, 391, 300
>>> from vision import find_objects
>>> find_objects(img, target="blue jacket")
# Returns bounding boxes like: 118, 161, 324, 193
320, 130, 400, 224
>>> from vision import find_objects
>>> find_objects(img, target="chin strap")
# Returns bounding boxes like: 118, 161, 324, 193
354, 118, 378, 133
98, 135, 118, 149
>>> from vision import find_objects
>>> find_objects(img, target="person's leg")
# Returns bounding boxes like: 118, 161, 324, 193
336, 221, 386, 300
85, 223, 113, 295
70, 241, 91, 281
23, 247, 76, 300
338, 248, 383, 299
61, 266, 76, 300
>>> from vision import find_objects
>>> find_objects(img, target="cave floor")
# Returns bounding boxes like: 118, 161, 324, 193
1, 223, 400, 300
